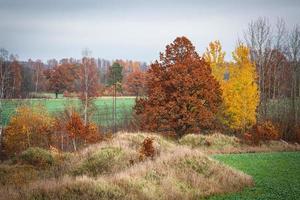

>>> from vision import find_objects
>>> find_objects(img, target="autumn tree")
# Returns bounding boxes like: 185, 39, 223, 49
10, 58, 22, 98
47, 62, 79, 98
203, 40, 226, 81
3, 106, 54, 156
54, 109, 101, 151
66, 111, 84, 151
134, 37, 222, 138
205, 41, 259, 132
204, 41, 228, 126
123, 70, 146, 96
226, 45, 259, 131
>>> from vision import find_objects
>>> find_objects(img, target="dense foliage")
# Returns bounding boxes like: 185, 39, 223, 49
3, 106, 53, 155
134, 37, 222, 137
205, 41, 259, 132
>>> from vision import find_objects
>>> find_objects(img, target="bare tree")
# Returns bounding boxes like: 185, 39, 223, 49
287, 25, 300, 125
0, 48, 9, 158
82, 48, 91, 126
80, 49, 100, 126
244, 17, 272, 118
32, 60, 43, 93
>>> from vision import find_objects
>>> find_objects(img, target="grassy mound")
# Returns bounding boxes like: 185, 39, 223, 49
72, 147, 128, 177
19, 147, 54, 168
110, 147, 253, 199
0, 132, 255, 200
179, 133, 240, 149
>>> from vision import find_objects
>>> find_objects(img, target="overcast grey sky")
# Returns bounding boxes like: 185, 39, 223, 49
0, 0, 300, 62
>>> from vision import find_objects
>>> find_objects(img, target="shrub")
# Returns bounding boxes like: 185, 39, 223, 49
139, 137, 155, 161
19, 147, 54, 168
72, 147, 126, 177
245, 120, 280, 145
54, 110, 102, 151
3, 106, 54, 156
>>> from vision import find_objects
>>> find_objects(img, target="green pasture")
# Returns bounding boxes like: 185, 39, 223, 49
0, 96, 136, 127
210, 152, 300, 200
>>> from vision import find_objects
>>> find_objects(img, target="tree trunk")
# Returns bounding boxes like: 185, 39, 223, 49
72, 138, 77, 151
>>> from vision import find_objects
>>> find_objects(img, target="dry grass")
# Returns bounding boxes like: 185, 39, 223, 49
179, 132, 300, 154
0, 133, 253, 199
179, 132, 240, 149
3, 131, 299, 200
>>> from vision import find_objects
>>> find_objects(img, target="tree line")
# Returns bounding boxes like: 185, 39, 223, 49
0, 53, 148, 99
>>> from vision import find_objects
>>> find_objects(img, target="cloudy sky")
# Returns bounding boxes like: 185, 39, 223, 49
0, 0, 300, 62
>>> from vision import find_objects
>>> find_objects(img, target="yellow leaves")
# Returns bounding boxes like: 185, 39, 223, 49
206, 41, 259, 132
4, 106, 54, 155
204, 40, 225, 65
204, 41, 226, 82
232, 44, 251, 65
222, 44, 259, 131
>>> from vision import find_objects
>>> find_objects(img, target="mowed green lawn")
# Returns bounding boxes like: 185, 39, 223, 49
210, 152, 300, 200
0, 97, 136, 126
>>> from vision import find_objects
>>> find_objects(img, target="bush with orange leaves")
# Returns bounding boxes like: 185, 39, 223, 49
54, 110, 101, 151
139, 137, 155, 161
244, 120, 280, 145
3, 106, 54, 156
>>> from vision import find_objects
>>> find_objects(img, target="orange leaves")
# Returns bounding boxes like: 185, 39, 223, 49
66, 112, 84, 139
139, 137, 155, 161
123, 70, 146, 96
48, 62, 79, 94
56, 110, 101, 150
134, 37, 222, 137
4, 106, 54, 155
245, 120, 280, 145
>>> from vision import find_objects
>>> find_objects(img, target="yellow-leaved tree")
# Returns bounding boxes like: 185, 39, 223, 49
204, 40, 226, 82
226, 44, 259, 131
205, 41, 259, 132
3, 106, 54, 155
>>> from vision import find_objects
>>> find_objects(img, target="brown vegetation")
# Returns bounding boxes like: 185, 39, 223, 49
134, 37, 222, 138
0, 132, 257, 200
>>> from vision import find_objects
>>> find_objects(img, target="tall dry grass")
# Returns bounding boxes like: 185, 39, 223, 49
0, 132, 256, 200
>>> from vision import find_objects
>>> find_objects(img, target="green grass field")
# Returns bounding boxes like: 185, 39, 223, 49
210, 152, 300, 200
0, 97, 136, 127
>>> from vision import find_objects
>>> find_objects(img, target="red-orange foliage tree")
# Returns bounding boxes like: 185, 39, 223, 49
47, 62, 79, 98
134, 37, 222, 138
55, 110, 101, 151
123, 70, 146, 96
10, 59, 22, 98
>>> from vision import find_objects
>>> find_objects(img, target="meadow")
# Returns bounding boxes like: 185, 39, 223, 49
211, 152, 300, 200
0, 96, 136, 127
